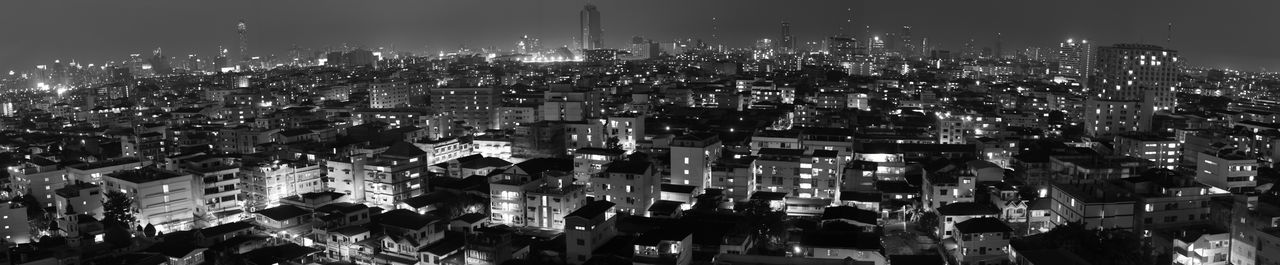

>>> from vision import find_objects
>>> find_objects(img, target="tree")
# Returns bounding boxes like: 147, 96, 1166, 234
605, 137, 623, 151
917, 212, 940, 235
103, 191, 136, 228
143, 223, 157, 238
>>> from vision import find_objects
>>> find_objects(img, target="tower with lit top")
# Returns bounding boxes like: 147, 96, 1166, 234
237, 20, 248, 63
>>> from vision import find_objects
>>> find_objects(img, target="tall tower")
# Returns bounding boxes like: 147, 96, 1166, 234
579, 4, 603, 50
900, 26, 914, 57
994, 32, 1003, 59
711, 17, 719, 50
237, 20, 249, 62
780, 21, 795, 52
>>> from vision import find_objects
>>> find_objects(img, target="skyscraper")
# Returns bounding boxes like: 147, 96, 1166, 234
148, 47, 171, 75
1084, 44, 1180, 135
994, 32, 1003, 59
780, 21, 794, 52
579, 5, 603, 50
237, 20, 249, 63
900, 26, 915, 57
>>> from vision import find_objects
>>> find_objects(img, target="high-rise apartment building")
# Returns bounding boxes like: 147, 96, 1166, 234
1085, 44, 1179, 135
580, 5, 603, 50
779, 21, 795, 52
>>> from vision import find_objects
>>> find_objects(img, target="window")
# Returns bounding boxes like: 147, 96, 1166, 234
577, 239, 585, 245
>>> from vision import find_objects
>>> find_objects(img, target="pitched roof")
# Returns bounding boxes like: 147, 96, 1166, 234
955, 217, 1012, 234
421, 234, 465, 256
314, 202, 368, 214
200, 221, 255, 236
242, 243, 321, 265
647, 200, 684, 214
377, 209, 440, 230
402, 192, 451, 209
253, 205, 310, 221
381, 141, 426, 158
453, 213, 487, 223
334, 225, 370, 236
513, 158, 574, 178
821, 206, 878, 225
966, 160, 1002, 170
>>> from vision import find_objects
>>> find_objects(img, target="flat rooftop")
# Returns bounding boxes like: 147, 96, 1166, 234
106, 167, 189, 184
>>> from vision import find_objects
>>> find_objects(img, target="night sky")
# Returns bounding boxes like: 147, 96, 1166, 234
1, 0, 1277, 71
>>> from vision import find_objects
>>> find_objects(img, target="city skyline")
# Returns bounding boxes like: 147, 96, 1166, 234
3, 2, 1280, 265
2, 0, 1279, 71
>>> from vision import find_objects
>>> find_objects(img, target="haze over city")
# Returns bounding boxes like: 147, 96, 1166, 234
3, 0, 1279, 71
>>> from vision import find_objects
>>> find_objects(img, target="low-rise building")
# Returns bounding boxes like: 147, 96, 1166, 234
950, 218, 1012, 265
633, 228, 694, 265
565, 201, 617, 265
592, 161, 661, 216
102, 167, 197, 232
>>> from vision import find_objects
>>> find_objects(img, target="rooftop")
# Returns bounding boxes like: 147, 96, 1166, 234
1015, 249, 1092, 265
603, 160, 651, 175
200, 221, 255, 236
68, 157, 143, 170
567, 200, 616, 219
647, 200, 684, 214
634, 227, 693, 245
955, 217, 1013, 234
453, 212, 487, 223
106, 167, 189, 184
661, 184, 698, 194
242, 243, 321, 265
937, 202, 1000, 216
575, 147, 626, 156
377, 209, 441, 230
254, 205, 310, 221
821, 206, 878, 225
